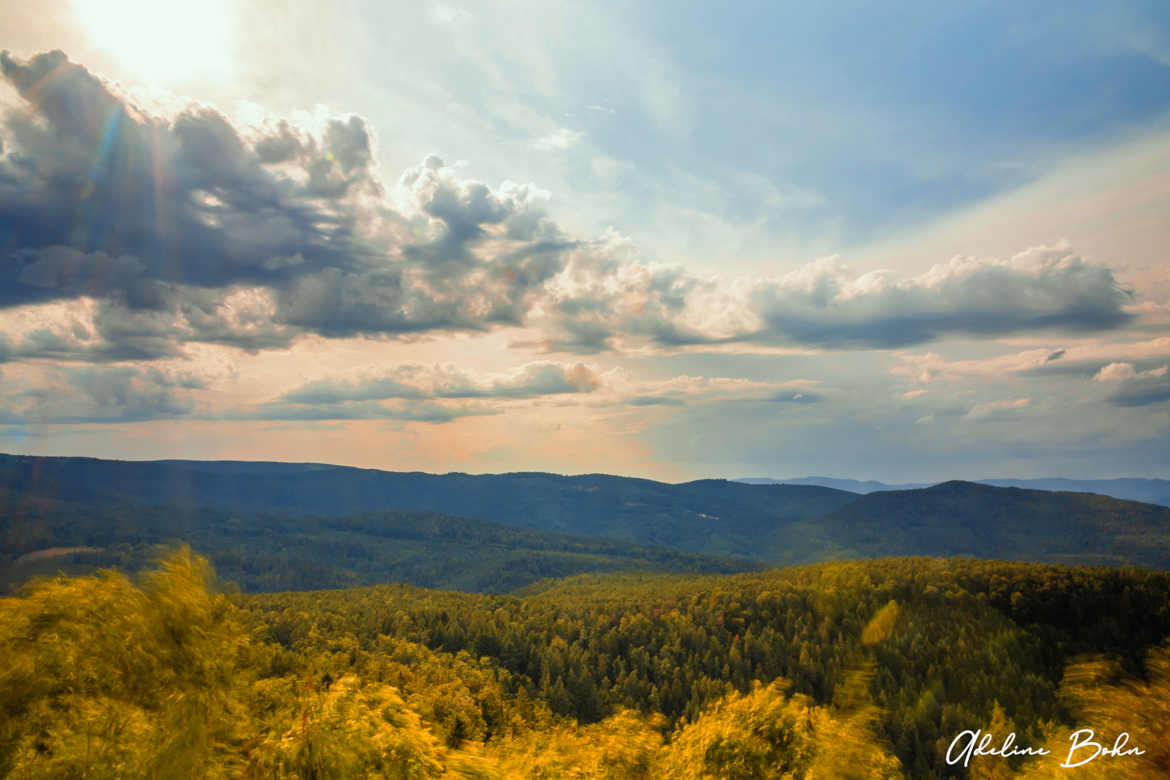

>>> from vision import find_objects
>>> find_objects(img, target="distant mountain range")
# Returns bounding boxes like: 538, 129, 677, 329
3, 454, 1170, 592
739, 475, 1170, 508
0, 454, 855, 560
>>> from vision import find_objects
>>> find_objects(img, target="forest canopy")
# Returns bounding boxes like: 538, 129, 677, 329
2, 551, 1169, 777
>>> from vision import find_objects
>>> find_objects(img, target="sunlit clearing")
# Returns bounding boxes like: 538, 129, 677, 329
72, 0, 240, 86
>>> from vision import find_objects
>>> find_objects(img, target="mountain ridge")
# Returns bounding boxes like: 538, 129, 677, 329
0, 453, 857, 560
4, 454, 1170, 582
766, 479, 1170, 568
739, 474, 1170, 507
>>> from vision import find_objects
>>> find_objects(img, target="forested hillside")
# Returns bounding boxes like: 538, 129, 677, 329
773, 481, 1170, 568
4, 551, 1167, 778
6, 455, 1170, 574
0, 495, 756, 593
744, 476, 1170, 508
0, 454, 857, 559
242, 557, 1170, 777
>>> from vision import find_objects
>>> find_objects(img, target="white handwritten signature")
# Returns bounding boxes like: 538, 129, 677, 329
946, 729, 1146, 768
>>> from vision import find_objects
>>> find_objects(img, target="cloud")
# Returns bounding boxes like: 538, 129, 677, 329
538, 244, 1133, 355
628, 395, 686, 406
0, 288, 295, 362
428, 3, 473, 26
0, 50, 1140, 369
0, 365, 196, 424
282, 375, 427, 404
0, 51, 569, 358
0, 52, 373, 297
281, 361, 602, 404
0, 51, 353, 354
893, 337, 1170, 386
1094, 362, 1141, 382
594, 373, 821, 412
0, 324, 138, 364
534, 237, 753, 353
220, 399, 499, 423
254, 155, 576, 342
965, 397, 1031, 421
747, 248, 1133, 349
533, 128, 584, 151
1101, 364, 1170, 407
766, 390, 821, 404
232, 361, 604, 424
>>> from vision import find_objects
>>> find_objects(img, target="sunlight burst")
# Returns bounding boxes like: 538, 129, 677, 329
72, 0, 240, 85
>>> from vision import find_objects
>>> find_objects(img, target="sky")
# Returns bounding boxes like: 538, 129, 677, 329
1, 0, 1169, 482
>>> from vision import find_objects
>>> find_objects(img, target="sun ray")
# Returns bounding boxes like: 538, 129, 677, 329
71, 0, 240, 86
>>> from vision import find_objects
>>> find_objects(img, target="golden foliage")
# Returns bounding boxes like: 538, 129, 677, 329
1015, 644, 1170, 779
245, 676, 449, 778
6, 551, 1170, 778
486, 709, 664, 779
0, 550, 494, 778
0, 547, 247, 777
861, 600, 900, 646
654, 679, 903, 779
